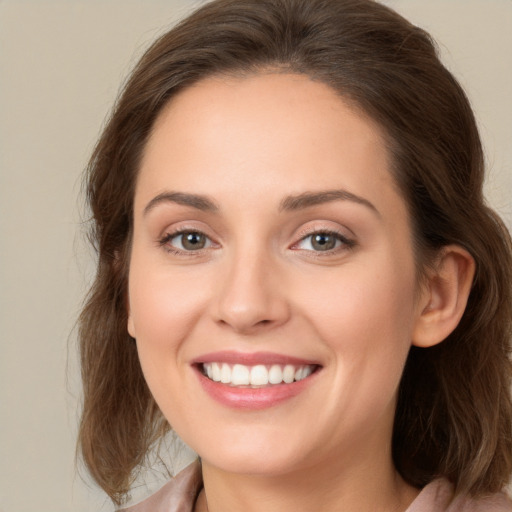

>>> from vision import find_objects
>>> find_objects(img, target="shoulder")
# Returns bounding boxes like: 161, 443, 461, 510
117, 460, 203, 512
407, 478, 512, 512
450, 490, 512, 512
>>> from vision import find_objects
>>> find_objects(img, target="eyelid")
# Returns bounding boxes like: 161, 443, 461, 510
156, 221, 355, 256
158, 224, 220, 255
290, 224, 356, 253
170, 230, 213, 248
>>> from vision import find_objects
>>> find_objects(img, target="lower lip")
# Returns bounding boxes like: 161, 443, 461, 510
195, 368, 319, 410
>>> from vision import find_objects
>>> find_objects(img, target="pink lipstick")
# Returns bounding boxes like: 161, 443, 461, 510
192, 351, 321, 409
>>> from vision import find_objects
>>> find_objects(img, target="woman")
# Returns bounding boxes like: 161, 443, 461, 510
78, 0, 512, 510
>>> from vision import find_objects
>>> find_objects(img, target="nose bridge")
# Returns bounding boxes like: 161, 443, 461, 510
214, 239, 289, 333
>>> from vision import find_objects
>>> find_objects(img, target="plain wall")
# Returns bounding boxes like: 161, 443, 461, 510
0, 1, 510, 511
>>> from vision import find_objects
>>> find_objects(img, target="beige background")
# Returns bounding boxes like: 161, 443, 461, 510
0, 1, 510, 511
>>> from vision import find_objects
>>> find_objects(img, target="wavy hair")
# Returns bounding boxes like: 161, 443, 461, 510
78, 0, 512, 505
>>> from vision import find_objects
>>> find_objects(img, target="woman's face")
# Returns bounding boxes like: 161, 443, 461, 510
128, 73, 427, 476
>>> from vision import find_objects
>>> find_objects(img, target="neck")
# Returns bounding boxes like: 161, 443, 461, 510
196, 442, 419, 512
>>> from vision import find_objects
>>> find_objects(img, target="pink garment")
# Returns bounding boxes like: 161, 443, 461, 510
406, 478, 512, 512
118, 461, 202, 512
119, 461, 512, 512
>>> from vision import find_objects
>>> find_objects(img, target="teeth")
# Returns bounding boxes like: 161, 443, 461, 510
283, 364, 295, 383
211, 362, 221, 382
220, 363, 231, 384
202, 362, 316, 387
296, 365, 313, 381
250, 365, 268, 386
231, 364, 250, 385
268, 365, 283, 384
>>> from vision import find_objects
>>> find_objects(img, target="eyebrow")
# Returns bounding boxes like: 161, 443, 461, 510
143, 192, 219, 215
279, 189, 380, 216
143, 188, 379, 217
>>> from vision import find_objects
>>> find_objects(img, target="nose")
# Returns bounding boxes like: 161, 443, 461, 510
212, 249, 291, 335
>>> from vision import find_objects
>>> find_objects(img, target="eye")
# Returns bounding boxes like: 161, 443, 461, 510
160, 230, 213, 252
295, 231, 353, 252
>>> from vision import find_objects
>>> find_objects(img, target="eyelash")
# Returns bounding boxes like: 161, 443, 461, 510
292, 229, 356, 255
158, 229, 213, 256
158, 228, 356, 256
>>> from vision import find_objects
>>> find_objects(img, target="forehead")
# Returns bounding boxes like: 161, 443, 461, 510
146, 72, 384, 163
136, 72, 403, 222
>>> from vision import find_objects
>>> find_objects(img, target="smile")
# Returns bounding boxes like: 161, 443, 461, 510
201, 362, 317, 387
193, 352, 322, 409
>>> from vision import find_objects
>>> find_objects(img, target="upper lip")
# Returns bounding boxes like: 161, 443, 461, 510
191, 350, 321, 366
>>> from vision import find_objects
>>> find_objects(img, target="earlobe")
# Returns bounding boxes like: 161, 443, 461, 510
126, 292, 136, 339
128, 314, 136, 338
127, 293, 136, 338
412, 245, 475, 348
114, 249, 136, 338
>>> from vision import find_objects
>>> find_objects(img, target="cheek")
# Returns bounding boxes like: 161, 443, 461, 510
127, 262, 214, 427
297, 256, 418, 407
127, 257, 211, 367
301, 256, 418, 343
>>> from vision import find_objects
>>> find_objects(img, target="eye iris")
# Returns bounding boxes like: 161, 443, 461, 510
312, 233, 336, 251
182, 232, 206, 250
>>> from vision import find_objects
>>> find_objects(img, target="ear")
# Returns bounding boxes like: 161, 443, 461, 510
412, 245, 475, 348
127, 311, 136, 339
127, 291, 136, 338
115, 249, 136, 339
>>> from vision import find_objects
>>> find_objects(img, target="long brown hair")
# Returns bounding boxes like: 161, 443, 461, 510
78, 0, 512, 505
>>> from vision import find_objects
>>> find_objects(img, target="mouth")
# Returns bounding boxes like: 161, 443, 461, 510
199, 362, 320, 387
192, 352, 322, 409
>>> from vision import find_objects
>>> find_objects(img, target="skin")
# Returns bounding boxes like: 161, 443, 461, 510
127, 73, 474, 512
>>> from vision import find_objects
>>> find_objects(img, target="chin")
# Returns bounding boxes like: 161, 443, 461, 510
188, 428, 316, 476
203, 450, 306, 476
